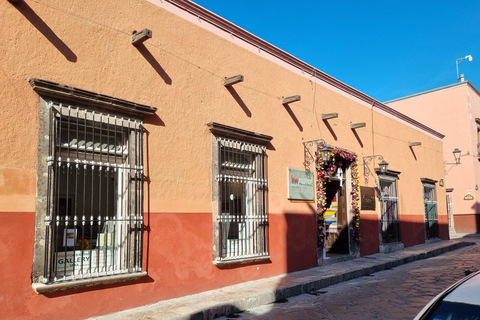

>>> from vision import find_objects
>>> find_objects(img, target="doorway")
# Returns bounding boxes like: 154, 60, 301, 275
446, 189, 455, 234
324, 180, 349, 256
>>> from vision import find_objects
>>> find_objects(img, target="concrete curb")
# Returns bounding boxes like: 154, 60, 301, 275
89, 240, 476, 320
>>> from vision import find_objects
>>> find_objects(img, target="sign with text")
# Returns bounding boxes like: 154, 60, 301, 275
361, 186, 376, 210
55, 249, 113, 273
287, 168, 314, 200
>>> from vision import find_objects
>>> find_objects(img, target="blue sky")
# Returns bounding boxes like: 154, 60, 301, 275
193, 1, 480, 102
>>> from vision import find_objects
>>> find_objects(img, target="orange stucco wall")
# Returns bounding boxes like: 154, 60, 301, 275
1, 0, 447, 319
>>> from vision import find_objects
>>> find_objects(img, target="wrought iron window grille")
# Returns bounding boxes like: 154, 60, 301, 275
216, 137, 269, 261
42, 102, 144, 284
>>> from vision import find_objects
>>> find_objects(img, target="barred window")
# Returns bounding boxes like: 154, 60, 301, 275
43, 102, 144, 283
31, 79, 156, 292
423, 183, 438, 239
216, 138, 268, 261
206, 121, 274, 265
379, 176, 400, 243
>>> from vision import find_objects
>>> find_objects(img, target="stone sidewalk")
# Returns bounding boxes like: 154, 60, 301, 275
89, 236, 477, 320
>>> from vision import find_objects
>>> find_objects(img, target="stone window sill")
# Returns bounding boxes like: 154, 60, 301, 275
214, 256, 271, 268
32, 271, 147, 294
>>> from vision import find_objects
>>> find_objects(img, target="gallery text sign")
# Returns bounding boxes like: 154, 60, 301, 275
287, 168, 314, 200
55, 249, 113, 272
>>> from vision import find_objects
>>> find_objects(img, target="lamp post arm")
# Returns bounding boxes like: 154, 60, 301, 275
456, 59, 460, 81
456, 56, 472, 81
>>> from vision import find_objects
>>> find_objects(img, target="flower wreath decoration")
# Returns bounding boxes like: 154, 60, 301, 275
315, 148, 360, 248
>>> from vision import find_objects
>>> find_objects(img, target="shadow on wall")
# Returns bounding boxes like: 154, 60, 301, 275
456, 201, 480, 234
449, 201, 480, 234
284, 205, 318, 274
134, 44, 172, 85
225, 86, 251, 117
10, 0, 77, 62
472, 201, 480, 234
282, 103, 303, 132
359, 214, 380, 256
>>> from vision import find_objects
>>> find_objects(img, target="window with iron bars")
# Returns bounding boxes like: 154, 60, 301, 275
379, 176, 400, 244
215, 137, 268, 262
41, 102, 144, 284
423, 183, 438, 239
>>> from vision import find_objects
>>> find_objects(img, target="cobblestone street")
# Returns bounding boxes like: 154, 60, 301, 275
218, 236, 480, 320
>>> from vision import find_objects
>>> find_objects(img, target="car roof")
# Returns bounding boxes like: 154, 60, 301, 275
443, 271, 480, 306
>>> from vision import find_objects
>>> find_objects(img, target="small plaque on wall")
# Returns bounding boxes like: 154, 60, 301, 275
360, 186, 376, 210
287, 168, 314, 200
464, 194, 474, 201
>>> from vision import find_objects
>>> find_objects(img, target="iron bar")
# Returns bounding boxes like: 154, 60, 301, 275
217, 137, 268, 261
302, 138, 327, 171
43, 102, 144, 283
362, 155, 385, 185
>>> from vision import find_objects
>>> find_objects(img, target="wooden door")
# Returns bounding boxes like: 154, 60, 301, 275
325, 181, 349, 254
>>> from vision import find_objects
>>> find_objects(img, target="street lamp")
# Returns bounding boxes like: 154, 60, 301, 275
456, 55, 473, 82
453, 148, 462, 164
445, 148, 465, 175
378, 160, 389, 174
319, 146, 332, 163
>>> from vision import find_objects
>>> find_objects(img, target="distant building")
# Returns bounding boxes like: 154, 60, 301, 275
386, 81, 480, 235
1, 0, 447, 319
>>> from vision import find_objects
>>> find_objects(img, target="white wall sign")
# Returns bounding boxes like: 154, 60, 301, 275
55, 249, 113, 273
287, 168, 314, 200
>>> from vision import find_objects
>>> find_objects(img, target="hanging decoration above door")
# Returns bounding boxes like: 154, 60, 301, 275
316, 147, 360, 248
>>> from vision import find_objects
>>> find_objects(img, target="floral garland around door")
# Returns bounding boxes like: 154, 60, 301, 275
315, 148, 360, 249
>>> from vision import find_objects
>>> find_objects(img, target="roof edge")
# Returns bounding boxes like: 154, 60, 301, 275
164, 0, 444, 139
384, 81, 480, 104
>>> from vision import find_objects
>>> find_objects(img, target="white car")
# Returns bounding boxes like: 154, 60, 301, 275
414, 270, 480, 319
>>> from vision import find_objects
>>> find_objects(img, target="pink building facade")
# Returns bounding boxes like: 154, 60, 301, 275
386, 81, 480, 234
1, 0, 447, 319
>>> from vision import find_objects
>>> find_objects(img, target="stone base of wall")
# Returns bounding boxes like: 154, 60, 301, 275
379, 242, 404, 254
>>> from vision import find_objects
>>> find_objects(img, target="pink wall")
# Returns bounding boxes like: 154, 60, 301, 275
387, 83, 480, 233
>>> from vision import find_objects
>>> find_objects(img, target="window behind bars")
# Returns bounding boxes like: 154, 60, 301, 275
216, 137, 268, 261
43, 102, 144, 283
379, 176, 400, 243
423, 183, 438, 239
